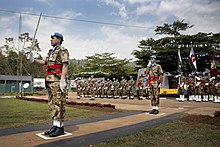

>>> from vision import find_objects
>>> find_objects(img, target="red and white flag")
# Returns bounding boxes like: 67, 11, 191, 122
189, 46, 197, 71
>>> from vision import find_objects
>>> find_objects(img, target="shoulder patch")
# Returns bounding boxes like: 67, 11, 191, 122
62, 47, 67, 51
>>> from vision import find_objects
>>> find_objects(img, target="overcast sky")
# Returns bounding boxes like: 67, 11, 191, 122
0, 0, 219, 60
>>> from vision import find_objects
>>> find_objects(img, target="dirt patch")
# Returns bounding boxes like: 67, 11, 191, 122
179, 114, 220, 126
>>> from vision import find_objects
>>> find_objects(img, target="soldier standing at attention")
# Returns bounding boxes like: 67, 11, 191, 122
27, 32, 69, 137
127, 76, 135, 99
188, 75, 195, 101
146, 55, 163, 114
76, 78, 83, 99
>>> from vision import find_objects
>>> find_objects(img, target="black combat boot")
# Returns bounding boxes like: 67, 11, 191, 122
44, 126, 57, 135
49, 126, 65, 137
149, 109, 156, 114
153, 110, 159, 114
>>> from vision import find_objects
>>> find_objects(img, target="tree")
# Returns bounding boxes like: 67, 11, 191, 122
0, 50, 8, 75
0, 33, 44, 77
154, 19, 194, 37
132, 38, 156, 67
132, 32, 220, 74
73, 52, 136, 79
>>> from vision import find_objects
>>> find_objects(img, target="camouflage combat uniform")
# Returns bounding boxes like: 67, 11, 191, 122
214, 76, 220, 103
45, 45, 69, 123
178, 76, 186, 102
120, 78, 127, 99
113, 79, 120, 98
195, 75, 202, 102
148, 63, 163, 108
127, 78, 135, 99
137, 78, 144, 100
76, 79, 83, 99
188, 77, 195, 101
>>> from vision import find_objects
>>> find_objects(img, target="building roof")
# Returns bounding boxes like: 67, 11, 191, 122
0, 75, 32, 81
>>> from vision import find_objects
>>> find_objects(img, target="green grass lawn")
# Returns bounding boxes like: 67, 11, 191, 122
0, 98, 122, 129
95, 118, 220, 147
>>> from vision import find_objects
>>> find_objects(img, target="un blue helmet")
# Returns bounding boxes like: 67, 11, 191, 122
150, 55, 156, 59
51, 32, 64, 41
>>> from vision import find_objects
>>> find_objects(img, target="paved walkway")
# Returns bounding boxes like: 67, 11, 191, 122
0, 93, 219, 147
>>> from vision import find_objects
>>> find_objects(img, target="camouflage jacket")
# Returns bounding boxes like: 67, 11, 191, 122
45, 45, 69, 82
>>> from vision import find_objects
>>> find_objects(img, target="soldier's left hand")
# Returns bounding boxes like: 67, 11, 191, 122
60, 78, 67, 92
158, 83, 161, 88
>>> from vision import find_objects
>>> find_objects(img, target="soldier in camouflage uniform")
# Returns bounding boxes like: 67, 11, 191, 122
100, 80, 105, 98
214, 75, 220, 103
89, 77, 96, 100
76, 78, 83, 99
27, 32, 69, 137
103, 79, 109, 98
188, 75, 195, 101
113, 78, 120, 98
127, 76, 135, 99
178, 75, 186, 102
96, 80, 102, 98
120, 77, 127, 99
137, 78, 144, 100
82, 80, 89, 98
106, 79, 113, 98
202, 74, 209, 102
195, 74, 202, 102
209, 76, 215, 101
146, 55, 163, 114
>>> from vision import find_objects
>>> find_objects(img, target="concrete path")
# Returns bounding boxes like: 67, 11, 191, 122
0, 93, 219, 147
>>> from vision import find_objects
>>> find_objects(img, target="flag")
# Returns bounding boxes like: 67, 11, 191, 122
177, 49, 183, 73
189, 46, 197, 71
210, 50, 219, 77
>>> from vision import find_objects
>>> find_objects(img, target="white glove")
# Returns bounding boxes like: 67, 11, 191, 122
180, 83, 184, 87
158, 83, 161, 88
196, 82, 201, 87
195, 76, 201, 80
147, 61, 152, 67
174, 74, 181, 78
26, 52, 34, 63
210, 77, 215, 81
60, 78, 67, 92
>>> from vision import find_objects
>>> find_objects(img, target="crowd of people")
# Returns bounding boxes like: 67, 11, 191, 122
75, 72, 220, 103
75, 76, 140, 100
177, 73, 220, 103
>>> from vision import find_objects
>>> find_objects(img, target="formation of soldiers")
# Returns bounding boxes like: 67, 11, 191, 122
177, 73, 220, 103
76, 76, 149, 100
75, 73, 220, 103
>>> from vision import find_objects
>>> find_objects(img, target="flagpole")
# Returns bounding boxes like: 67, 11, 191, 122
18, 13, 23, 96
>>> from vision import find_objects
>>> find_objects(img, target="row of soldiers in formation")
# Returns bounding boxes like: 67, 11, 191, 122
177, 73, 220, 103
76, 77, 150, 100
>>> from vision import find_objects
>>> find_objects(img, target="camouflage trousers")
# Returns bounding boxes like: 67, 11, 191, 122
178, 88, 184, 95
195, 86, 202, 95
149, 81, 160, 106
77, 87, 82, 96
46, 81, 66, 121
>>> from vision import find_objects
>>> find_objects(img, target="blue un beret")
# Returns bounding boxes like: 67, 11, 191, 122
51, 32, 63, 40
150, 55, 156, 59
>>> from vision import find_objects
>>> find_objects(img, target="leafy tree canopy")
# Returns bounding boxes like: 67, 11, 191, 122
133, 32, 220, 74
154, 19, 194, 37
72, 52, 136, 80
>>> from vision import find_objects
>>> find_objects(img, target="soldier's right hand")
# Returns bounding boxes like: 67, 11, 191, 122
25, 52, 34, 63
147, 61, 152, 67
